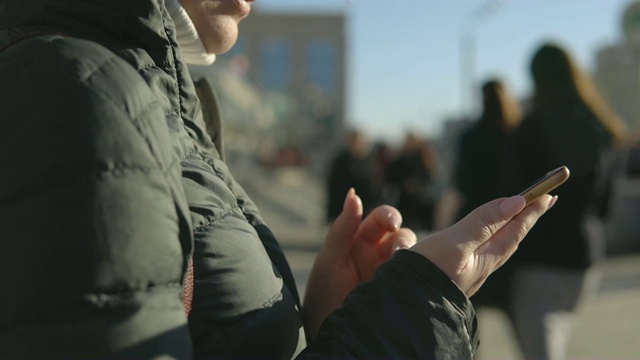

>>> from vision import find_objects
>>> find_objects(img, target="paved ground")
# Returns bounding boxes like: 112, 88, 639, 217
475, 258, 640, 360
241, 166, 640, 359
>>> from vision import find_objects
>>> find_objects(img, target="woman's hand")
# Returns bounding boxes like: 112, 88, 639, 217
303, 188, 417, 338
410, 194, 557, 297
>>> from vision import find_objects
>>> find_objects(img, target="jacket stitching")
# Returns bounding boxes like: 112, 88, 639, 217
0, 32, 69, 53
260, 291, 285, 309
181, 146, 199, 162
159, 12, 185, 125
94, 165, 168, 178
0, 283, 184, 330
137, 63, 159, 72
7, 37, 176, 174
76, 57, 171, 172
192, 204, 242, 232
82, 283, 183, 302
193, 146, 224, 178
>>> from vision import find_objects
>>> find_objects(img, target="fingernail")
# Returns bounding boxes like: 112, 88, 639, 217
499, 195, 526, 218
343, 188, 355, 211
548, 195, 558, 210
388, 212, 402, 230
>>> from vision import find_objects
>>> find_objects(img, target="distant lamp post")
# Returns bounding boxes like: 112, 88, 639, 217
460, 0, 509, 118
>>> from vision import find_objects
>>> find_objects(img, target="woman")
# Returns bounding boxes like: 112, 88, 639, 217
0, 1, 554, 358
389, 132, 440, 232
454, 79, 522, 311
454, 79, 522, 222
506, 42, 627, 360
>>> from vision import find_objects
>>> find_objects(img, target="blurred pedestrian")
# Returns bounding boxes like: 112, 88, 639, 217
325, 130, 376, 222
453, 78, 522, 311
454, 79, 522, 222
371, 140, 396, 205
389, 132, 440, 233
505, 42, 628, 360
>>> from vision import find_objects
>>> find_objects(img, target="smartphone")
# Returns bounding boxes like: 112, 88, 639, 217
518, 166, 570, 206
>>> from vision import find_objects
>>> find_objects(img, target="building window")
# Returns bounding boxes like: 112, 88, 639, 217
305, 39, 337, 94
261, 37, 292, 92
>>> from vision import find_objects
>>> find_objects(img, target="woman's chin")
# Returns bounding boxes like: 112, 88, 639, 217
202, 24, 239, 55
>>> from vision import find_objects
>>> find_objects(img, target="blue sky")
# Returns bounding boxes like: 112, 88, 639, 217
253, 0, 633, 144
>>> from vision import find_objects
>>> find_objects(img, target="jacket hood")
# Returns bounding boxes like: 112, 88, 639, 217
1, 0, 216, 154
0, 0, 216, 65
1, 0, 174, 56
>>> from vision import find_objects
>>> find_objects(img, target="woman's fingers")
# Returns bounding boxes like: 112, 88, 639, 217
354, 204, 403, 244
409, 194, 556, 296
464, 195, 556, 296
379, 227, 417, 258
478, 194, 556, 268
452, 195, 527, 251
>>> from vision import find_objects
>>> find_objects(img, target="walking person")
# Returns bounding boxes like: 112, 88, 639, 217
389, 132, 440, 233
453, 78, 522, 311
325, 130, 376, 222
505, 42, 627, 360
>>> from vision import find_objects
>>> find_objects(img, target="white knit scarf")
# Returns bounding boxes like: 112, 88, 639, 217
165, 0, 217, 65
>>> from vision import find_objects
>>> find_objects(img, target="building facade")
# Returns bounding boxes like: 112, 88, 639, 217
594, 0, 640, 133
592, 1, 640, 254
224, 9, 347, 157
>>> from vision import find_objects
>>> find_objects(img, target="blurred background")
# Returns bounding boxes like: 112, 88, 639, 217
188, 1, 640, 358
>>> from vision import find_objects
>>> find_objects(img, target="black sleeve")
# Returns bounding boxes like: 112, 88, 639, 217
299, 250, 478, 359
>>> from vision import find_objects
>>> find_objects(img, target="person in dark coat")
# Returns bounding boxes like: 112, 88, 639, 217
453, 79, 522, 311
454, 79, 522, 222
326, 130, 376, 222
0, 1, 556, 358
504, 42, 628, 360
389, 132, 440, 232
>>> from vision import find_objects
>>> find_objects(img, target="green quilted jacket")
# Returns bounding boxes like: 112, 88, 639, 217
0, 1, 478, 358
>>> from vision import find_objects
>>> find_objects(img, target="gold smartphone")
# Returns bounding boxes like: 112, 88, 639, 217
518, 166, 570, 206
